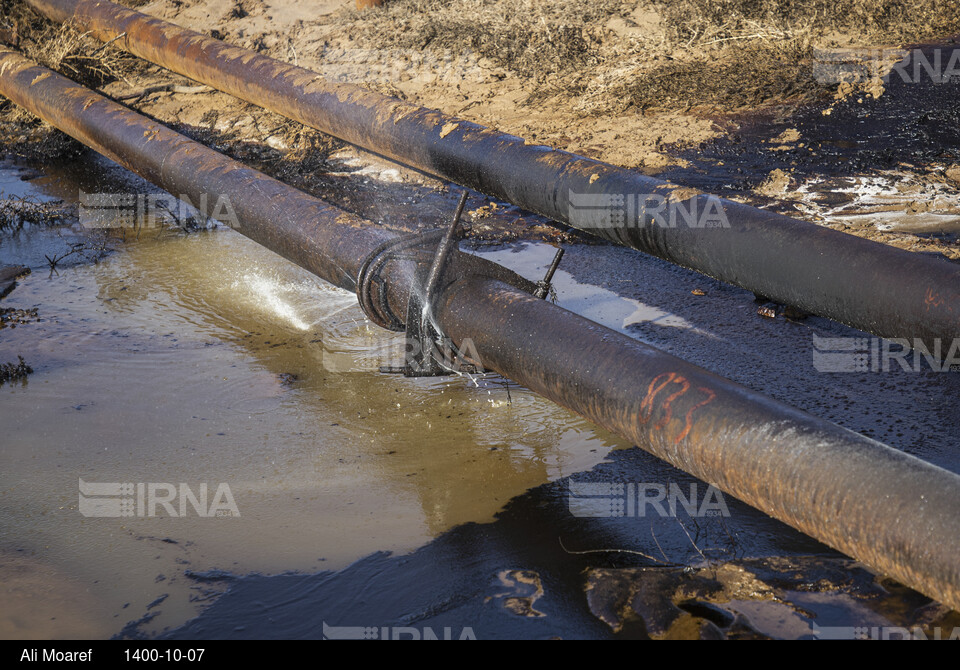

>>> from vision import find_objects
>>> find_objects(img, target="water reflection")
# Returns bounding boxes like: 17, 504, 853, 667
1, 184, 626, 636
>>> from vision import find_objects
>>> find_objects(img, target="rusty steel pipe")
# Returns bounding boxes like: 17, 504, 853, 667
0, 57, 400, 293
2, 47, 960, 610
436, 277, 960, 611
24, 0, 960, 346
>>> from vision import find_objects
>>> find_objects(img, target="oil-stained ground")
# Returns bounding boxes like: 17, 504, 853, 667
0, 0, 958, 640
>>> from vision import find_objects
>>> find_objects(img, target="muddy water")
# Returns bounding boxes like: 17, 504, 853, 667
3, 137, 959, 638
0, 161, 626, 638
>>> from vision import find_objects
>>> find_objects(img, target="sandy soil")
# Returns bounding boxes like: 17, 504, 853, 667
1, 3, 959, 637
1, 0, 959, 256
113, 0, 958, 166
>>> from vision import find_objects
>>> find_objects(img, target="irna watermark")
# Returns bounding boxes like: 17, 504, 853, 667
567, 480, 730, 518
814, 47, 960, 85
79, 191, 239, 230
322, 622, 477, 640
812, 335, 960, 373
78, 478, 240, 518
321, 334, 483, 375
566, 190, 730, 230
812, 624, 960, 640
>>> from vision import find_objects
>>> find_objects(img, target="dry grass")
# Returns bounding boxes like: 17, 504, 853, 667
343, 0, 960, 113
0, 0, 148, 159
20, 24, 143, 89
603, 0, 960, 113
575, 40, 817, 114
653, 0, 960, 46
344, 0, 627, 81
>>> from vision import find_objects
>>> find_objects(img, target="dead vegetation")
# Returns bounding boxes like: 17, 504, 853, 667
576, 41, 818, 113
0, 355, 32, 383
653, 0, 960, 46
0, 194, 73, 231
0, 0, 148, 160
343, 0, 960, 113
16, 24, 143, 90
344, 0, 624, 82
42, 236, 111, 269
175, 108, 344, 189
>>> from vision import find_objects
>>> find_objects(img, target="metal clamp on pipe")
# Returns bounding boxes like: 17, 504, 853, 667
400, 193, 470, 377
357, 193, 559, 376
356, 229, 447, 333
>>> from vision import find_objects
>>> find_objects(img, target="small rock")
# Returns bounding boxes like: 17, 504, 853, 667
754, 169, 792, 197
771, 128, 801, 144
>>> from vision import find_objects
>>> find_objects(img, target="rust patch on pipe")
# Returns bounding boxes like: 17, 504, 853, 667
4, 38, 960, 612
25, 0, 960, 345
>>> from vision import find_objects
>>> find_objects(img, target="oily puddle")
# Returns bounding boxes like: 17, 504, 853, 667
0, 169, 630, 637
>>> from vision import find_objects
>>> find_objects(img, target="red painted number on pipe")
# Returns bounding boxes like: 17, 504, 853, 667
639, 372, 717, 444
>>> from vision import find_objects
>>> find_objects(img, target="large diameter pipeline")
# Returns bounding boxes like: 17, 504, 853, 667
2, 46, 959, 610
436, 277, 960, 612
24, 0, 960, 345
0, 57, 398, 293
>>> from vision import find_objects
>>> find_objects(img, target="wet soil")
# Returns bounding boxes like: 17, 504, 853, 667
658, 39, 960, 260
1, 0, 959, 641
160, 450, 960, 640
3, 156, 956, 638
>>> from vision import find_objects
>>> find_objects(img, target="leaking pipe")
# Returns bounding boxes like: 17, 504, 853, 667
23, 0, 960, 346
2, 46, 959, 610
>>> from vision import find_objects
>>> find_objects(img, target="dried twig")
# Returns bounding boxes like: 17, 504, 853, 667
88, 31, 126, 56
558, 536, 675, 565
